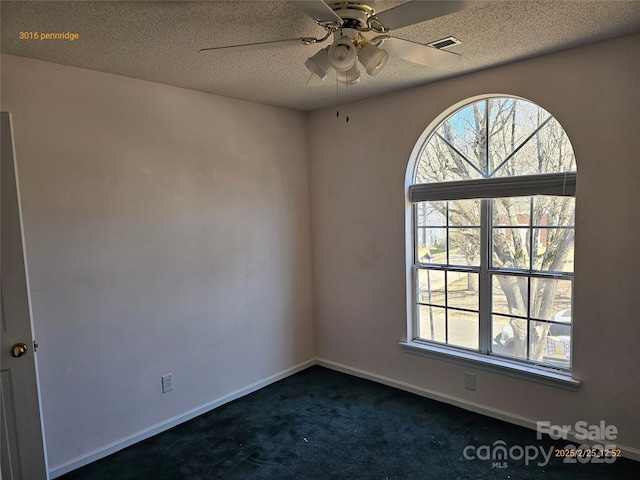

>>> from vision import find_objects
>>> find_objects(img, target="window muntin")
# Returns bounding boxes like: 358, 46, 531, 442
410, 97, 576, 373
415, 98, 576, 184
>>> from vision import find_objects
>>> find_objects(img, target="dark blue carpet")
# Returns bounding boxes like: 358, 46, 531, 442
60, 365, 640, 479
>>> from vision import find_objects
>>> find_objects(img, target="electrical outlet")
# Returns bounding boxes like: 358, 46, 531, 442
161, 373, 174, 393
464, 372, 476, 391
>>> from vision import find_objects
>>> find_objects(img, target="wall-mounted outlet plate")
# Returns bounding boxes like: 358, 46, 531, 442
162, 373, 174, 393
464, 372, 476, 391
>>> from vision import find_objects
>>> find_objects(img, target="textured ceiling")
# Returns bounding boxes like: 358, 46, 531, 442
2, 0, 640, 111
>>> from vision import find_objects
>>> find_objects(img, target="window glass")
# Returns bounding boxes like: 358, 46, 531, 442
410, 96, 576, 372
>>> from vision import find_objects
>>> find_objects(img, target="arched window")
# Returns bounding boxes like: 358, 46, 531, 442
407, 96, 576, 376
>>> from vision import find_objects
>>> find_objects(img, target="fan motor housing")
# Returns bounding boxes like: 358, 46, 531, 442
328, 2, 376, 30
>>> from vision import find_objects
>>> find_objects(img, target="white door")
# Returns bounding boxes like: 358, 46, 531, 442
1, 112, 49, 479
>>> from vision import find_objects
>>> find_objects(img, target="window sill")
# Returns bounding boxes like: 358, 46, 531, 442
400, 340, 581, 391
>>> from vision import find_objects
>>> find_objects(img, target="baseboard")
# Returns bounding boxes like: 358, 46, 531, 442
315, 358, 640, 463
49, 358, 316, 478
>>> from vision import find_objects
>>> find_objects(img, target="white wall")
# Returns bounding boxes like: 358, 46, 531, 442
1, 54, 315, 473
309, 33, 640, 454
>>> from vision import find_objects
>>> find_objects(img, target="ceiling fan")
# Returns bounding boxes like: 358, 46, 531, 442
199, 1, 481, 86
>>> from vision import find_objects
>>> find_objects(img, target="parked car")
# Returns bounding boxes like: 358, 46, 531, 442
494, 309, 572, 350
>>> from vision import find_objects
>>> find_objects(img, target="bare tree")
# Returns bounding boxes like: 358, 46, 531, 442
415, 98, 575, 361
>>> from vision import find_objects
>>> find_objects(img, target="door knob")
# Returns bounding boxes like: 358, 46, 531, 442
11, 343, 28, 358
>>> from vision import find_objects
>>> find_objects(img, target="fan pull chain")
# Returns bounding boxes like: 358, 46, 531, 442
335, 77, 350, 123
345, 80, 350, 123
336, 75, 340, 118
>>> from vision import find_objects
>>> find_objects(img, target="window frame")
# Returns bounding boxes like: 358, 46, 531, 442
402, 95, 580, 390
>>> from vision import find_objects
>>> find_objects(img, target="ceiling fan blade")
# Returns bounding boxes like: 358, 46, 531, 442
291, 0, 343, 26
199, 37, 306, 54
372, 1, 484, 31
381, 37, 461, 68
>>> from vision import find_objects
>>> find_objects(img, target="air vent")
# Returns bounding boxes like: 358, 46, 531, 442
428, 37, 462, 50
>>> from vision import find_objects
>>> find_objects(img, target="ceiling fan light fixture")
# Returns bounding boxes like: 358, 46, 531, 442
328, 38, 358, 71
358, 42, 389, 76
336, 64, 361, 86
305, 47, 331, 81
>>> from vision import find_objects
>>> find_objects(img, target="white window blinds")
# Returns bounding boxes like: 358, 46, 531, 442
409, 172, 576, 203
